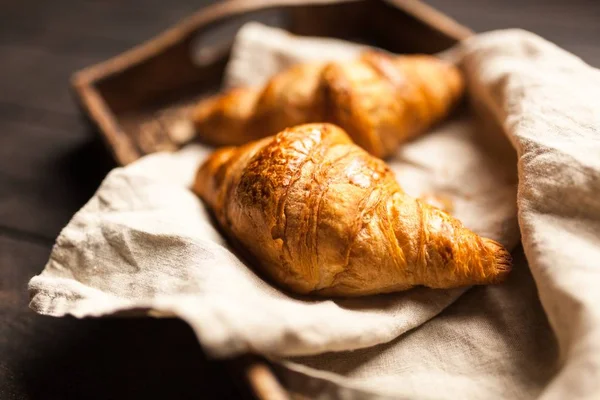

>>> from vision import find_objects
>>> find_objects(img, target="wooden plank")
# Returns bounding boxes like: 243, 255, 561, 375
0, 44, 103, 115
0, 109, 115, 240
0, 19, 118, 117
0, 235, 240, 399
426, 0, 600, 66
0, 0, 213, 46
0, 0, 213, 116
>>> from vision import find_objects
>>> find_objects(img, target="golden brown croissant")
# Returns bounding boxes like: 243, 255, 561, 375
193, 51, 464, 159
193, 123, 511, 296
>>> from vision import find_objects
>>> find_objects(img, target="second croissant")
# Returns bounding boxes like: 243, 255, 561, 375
193, 51, 464, 159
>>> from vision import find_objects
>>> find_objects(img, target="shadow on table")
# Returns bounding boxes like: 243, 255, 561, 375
58, 132, 116, 206
15, 316, 241, 400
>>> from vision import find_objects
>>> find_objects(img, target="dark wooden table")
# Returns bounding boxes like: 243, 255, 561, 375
1, 0, 598, 399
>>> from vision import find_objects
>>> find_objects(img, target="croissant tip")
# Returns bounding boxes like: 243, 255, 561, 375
483, 238, 513, 283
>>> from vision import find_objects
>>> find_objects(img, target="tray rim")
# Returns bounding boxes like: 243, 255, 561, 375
71, 0, 472, 166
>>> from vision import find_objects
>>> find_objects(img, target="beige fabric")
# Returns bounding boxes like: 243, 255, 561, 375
28, 23, 600, 399
224, 22, 368, 89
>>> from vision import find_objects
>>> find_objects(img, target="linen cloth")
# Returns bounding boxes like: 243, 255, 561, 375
29, 23, 600, 399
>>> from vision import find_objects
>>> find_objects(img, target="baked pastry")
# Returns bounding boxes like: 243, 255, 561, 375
193, 123, 510, 296
193, 51, 464, 159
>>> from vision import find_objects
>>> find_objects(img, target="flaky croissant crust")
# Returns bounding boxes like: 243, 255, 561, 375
194, 124, 510, 296
193, 51, 464, 159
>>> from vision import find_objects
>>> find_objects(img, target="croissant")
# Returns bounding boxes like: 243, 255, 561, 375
193, 123, 511, 296
192, 51, 464, 159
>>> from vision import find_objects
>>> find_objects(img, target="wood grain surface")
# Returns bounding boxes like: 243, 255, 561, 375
1, 0, 599, 399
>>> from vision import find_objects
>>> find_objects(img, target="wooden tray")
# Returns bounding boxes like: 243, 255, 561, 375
71, 0, 471, 398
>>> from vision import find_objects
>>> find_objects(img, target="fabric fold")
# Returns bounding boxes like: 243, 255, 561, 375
461, 29, 600, 400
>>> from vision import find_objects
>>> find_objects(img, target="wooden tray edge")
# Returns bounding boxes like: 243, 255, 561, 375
386, 0, 474, 41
